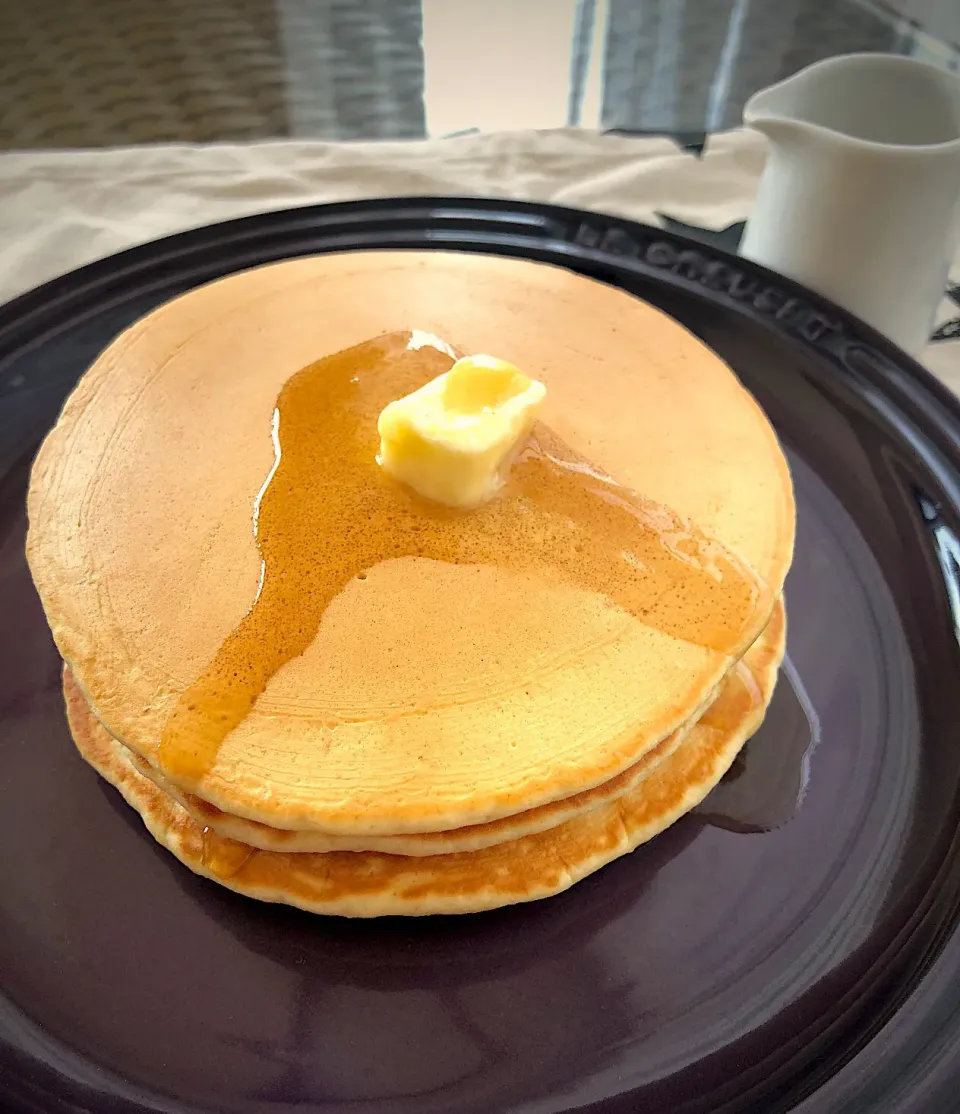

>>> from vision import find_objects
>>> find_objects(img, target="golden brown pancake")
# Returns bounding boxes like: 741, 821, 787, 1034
64, 601, 785, 917
126, 700, 700, 856
125, 604, 778, 854
29, 251, 795, 834
122, 605, 782, 855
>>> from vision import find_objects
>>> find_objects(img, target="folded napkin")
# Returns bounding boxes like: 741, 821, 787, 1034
0, 127, 957, 388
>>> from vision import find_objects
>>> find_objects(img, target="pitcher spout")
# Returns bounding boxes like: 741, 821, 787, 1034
742, 110, 813, 149
745, 52, 960, 150
744, 71, 823, 148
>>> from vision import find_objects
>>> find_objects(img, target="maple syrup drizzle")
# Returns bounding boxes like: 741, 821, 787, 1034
697, 653, 820, 833
698, 659, 763, 732
200, 826, 254, 878
158, 330, 766, 787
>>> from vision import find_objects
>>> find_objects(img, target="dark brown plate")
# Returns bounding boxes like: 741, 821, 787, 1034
2, 199, 960, 1114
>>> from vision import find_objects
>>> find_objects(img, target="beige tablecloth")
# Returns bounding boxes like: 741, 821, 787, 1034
1, 127, 958, 389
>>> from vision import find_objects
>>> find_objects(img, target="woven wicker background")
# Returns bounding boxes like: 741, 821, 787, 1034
0, 0, 425, 147
0, 0, 289, 146
0, 0, 955, 149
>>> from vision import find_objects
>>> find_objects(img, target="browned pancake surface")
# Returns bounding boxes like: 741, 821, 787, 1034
30, 252, 795, 833
64, 603, 786, 917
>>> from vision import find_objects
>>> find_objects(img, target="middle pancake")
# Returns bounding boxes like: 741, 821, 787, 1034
123, 603, 782, 856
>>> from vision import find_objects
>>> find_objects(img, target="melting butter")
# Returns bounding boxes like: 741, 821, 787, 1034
377, 354, 546, 508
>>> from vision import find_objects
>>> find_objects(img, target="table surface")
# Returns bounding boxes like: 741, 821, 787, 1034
2, 0, 958, 150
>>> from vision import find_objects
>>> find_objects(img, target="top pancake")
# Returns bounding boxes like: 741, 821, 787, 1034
27, 251, 795, 834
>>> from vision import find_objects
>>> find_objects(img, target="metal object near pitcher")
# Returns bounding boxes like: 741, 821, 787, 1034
741, 53, 960, 355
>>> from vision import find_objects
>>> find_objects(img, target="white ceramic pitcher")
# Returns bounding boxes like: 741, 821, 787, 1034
740, 53, 960, 355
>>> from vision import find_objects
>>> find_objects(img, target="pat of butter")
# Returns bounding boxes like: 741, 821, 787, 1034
377, 355, 546, 508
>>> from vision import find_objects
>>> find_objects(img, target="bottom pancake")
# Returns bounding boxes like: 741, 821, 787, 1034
64, 602, 785, 917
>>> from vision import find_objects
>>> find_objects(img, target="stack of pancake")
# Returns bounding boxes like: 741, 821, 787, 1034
26, 251, 794, 917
